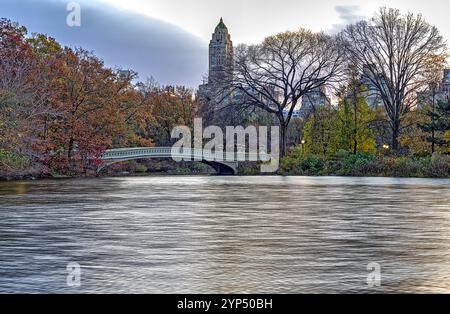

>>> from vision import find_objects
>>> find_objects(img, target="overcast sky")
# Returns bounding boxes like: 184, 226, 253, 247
1, 0, 449, 87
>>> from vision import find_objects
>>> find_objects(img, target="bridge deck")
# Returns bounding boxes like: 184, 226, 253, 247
101, 147, 268, 162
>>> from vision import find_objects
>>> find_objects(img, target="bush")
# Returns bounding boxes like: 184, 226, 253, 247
389, 155, 449, 177
240, 163, 260, 175
0, 149, 30, 178
360, 158, 392, 177
424, 155, 450, 177
280, 146, 305, 175
391, 157, 421, 177
134, 164, 148, 173
175, 167, 191, 175
278, 146, 449, 178
300, 155, 325, 175
280, 157, 301, 174
333, 150, 376, 176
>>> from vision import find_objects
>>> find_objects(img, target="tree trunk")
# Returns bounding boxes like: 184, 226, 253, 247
432, 128, 435, 154
431, 87, 436, 154
391, 120, 400, 152
279, 119, 287, 158
353, 106, 358, 154
353, 90, 358, 154
67, 138, 75, 173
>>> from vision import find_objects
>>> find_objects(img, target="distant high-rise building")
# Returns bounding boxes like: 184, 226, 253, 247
198, 18, 234, 103
208, 18, 233, 85
442, 69, 450, 97
360, 64, 384, 109
417, 69, 450, 108
199, 19, 333, 122
360, 66, 450, 110
298, 86, 330, 118
282, 87, 330, 119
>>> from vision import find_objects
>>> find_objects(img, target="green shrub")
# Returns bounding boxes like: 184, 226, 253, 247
280, 156, 302, 174
413, 151, 432, 158
242, 166, 258, 175
335, 149, 350, 159
334, 151, 376, 176
280, 147, 306, 175
134, 164, 148, 173
0, 149, 29, 171
175, 167, 191, 175
360, 158, 391, 177
424, 155, 450, 177
392, 157, 420, 177
278, 146, 449, 178
300, 155, 325, 175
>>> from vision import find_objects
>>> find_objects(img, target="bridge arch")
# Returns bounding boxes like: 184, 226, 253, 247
98, 147, 239, 175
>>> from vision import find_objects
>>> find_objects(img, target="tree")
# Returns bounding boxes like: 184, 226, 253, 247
418, 99, 450, 153
230, 29, 345, 156
147, 86, 198, 146
115, 77, 157, 148
40, 48, 129, 173
340, 7, 448, 151
0, 19, 51, 175
0, 19, 34, 153
398, 108, 431, 155
0, 18, 162, 178
336, 69, 377, 154
414, 55, 447, 153
302, 105, 339, 157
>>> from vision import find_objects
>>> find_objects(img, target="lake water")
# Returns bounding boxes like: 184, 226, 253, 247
0, 176, 449, 293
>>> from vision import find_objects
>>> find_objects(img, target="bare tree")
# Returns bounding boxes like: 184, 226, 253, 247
228, 29, 345, 156
339, 7, 448, 151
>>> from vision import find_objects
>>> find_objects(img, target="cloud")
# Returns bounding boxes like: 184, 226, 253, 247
328, 5, 365, 34
0, 0, 207, 87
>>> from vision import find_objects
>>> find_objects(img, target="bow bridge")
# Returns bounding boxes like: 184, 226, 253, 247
99, 147, 266, 175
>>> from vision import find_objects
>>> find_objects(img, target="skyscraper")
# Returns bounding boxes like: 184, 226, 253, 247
198, 18, 234, 103
417, 69, 450, 108
208, 18, 234, 85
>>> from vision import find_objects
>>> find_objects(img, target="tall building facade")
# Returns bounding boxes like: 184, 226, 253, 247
300, 86, 331, 116
417, 69, 450, 108
283, 87, 331, 120
197, 18, 235, 123
208, 18, 233, 85
360, 66, 450, 110
360, 64, 384, 109
198, 18, 234, 102
200, 18, 332, 122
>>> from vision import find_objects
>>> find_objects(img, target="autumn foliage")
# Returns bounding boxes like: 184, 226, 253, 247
0, 19, 199, 178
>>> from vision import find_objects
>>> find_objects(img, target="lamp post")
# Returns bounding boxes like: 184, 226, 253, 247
301, 140, 306, 151
382, 144, 390, 156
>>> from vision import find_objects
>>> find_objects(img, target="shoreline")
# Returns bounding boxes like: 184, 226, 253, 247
1, 172, 449, 182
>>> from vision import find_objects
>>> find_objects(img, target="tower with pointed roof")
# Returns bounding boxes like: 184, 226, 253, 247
208, 18, 233, 85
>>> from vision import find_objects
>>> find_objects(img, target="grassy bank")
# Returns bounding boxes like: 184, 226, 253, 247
278, 149, 450, 178
2, 149, 449, 180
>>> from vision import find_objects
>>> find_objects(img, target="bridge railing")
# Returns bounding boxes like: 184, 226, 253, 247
101, 147, 270, 162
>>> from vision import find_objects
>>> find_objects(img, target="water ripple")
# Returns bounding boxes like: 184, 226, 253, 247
0, 176, 449, 293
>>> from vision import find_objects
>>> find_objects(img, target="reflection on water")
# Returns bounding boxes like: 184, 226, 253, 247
0, 176, 449, 293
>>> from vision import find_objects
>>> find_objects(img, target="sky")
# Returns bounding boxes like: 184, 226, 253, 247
1, 0, 449, 87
